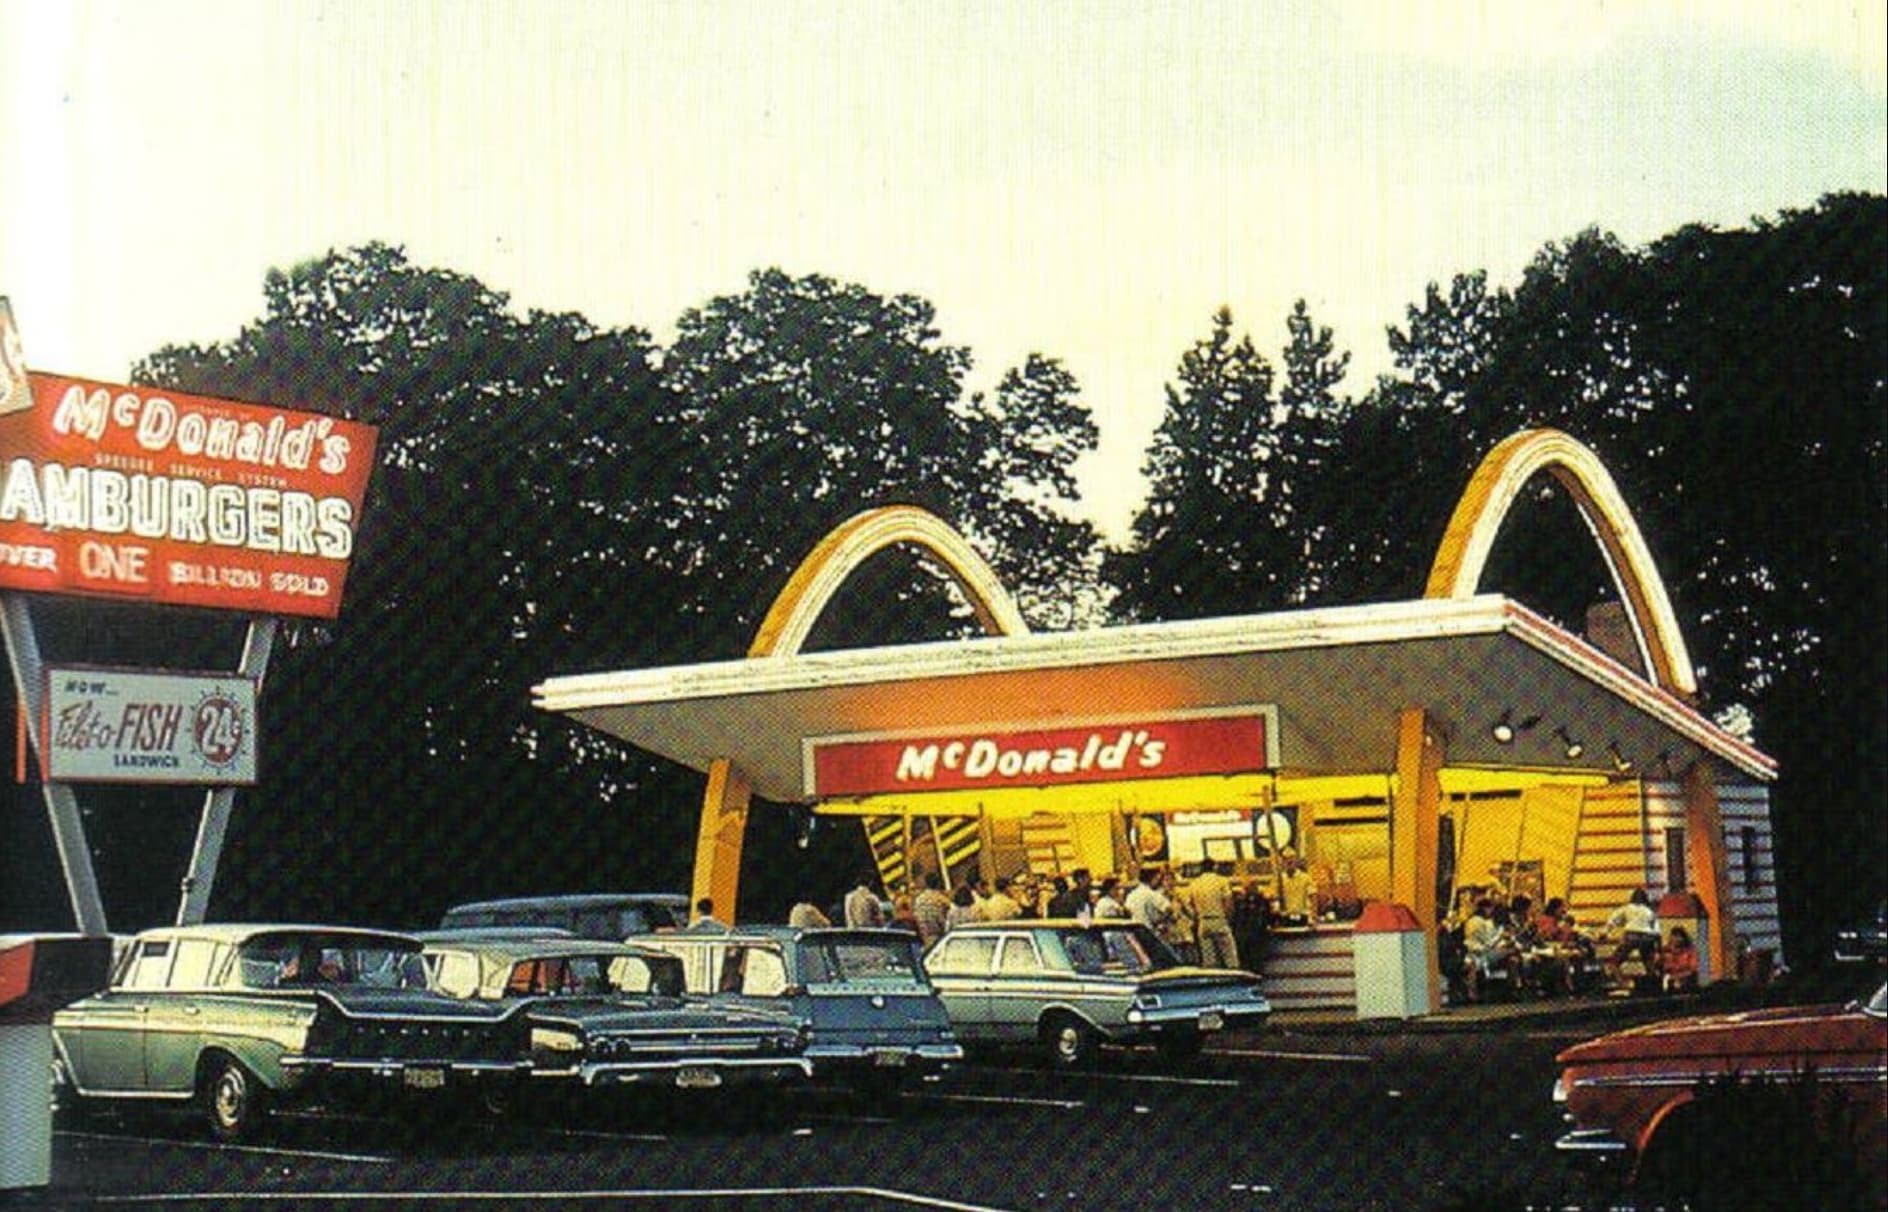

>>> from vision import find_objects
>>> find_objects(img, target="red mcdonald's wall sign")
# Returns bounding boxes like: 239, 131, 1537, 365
0, 372, 379, 619
805, 708, 1279, 799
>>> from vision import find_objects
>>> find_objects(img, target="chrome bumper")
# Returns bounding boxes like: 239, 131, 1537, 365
1555, 1127, 1630, 1156
576, 1056, 814, 1086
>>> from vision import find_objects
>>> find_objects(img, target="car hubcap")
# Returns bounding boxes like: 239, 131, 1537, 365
215, 1070, 245, 1126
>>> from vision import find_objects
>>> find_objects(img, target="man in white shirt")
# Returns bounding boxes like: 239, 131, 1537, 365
1124, 870, 1173, 936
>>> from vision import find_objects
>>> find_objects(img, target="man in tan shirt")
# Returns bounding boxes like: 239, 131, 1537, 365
1190, 860, 1240, 969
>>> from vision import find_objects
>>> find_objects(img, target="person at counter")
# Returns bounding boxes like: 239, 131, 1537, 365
1277, 853, 1316, 926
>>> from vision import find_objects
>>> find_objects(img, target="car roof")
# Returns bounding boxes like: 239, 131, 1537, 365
442, 892, 688, 914
420, 937, 669, 963
634, 925, 920, 944
938, 919, 1129, 932
128, 923, 422, 946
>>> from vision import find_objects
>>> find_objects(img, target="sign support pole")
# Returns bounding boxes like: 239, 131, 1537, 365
0, 594, 107, 934
175, 617, 277, 926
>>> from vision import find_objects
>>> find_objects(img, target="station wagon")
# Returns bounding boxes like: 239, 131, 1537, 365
51, 924, 532, 1141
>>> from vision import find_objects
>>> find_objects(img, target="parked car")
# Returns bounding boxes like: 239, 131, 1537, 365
1553, 979, 1887, 1209
1834, 901, 1888, 965
418, 935, 811, 1093
438, 892, 689, 939
921, 919, 1270, 1067
629, 925, 962, 1097
51, 924, 533, 1142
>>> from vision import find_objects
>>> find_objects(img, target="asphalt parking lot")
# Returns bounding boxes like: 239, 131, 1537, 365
22, 1007, 1669, 1212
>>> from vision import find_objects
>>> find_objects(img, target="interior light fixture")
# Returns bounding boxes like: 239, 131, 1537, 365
1555, 727, 1586, 760
1608, 741, 1633, 773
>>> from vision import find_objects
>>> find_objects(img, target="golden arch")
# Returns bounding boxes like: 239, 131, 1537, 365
1425, 428, 1697, 699
691, 506, 1027, 920
1417, 429, 1736, 991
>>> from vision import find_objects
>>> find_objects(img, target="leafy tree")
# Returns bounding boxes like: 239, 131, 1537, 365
963, 354, 1108, 629
1107, 308, 1278, 622
130, 243, 683, 925
655, 269, 1103, 649
1272, 300, 1355, 604
1108, 303, 1358, 622
1319, 196, 1887, 957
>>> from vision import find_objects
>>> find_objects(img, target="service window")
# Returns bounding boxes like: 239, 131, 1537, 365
167, 938, 220, 990
123, 940, 174, 991
997, 936, 1044, 975
926, 935, 998, 977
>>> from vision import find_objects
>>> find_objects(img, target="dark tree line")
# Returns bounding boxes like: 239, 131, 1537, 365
4, 195, 1880, 960
1112, 194, 1885, 959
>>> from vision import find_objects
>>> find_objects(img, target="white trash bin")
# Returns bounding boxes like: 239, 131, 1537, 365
1352, 902, 1430, 1020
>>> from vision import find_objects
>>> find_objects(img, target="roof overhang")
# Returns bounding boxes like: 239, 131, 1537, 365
534, 594, 1775, 804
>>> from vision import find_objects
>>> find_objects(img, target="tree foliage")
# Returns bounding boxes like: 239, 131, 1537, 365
1107, 302, 1355, 620
653, 269, 1102, 647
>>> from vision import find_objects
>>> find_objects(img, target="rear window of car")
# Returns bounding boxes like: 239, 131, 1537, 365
1056, 925, 1174, 976
799, 937, 925, 988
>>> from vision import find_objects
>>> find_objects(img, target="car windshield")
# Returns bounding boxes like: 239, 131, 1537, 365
234, 933, 429, 990
1057, 924, 1181, 976
799, 936, 926, 988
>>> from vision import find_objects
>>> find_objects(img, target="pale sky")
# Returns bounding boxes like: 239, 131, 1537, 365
4, 1, 1883, 540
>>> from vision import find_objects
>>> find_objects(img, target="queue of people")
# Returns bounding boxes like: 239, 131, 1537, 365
796, 861, 1273, 970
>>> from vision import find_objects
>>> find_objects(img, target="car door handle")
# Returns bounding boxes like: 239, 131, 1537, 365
182, 1006, 201, 1016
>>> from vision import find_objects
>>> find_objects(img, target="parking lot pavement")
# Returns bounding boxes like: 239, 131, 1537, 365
29, 1022, 1636, 1212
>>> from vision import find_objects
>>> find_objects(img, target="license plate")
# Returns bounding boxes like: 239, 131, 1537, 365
1198, 1011, 1224, 1033
871, 1049, 908, 1067
676, 1066, 722, 1089
403, 1066, 447, 1091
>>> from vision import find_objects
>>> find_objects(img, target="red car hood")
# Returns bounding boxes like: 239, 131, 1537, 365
1557, 1001, 1881, 1066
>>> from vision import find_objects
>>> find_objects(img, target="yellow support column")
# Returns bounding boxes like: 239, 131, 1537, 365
1681, 763, 1738, 982
1390, 708, 1444, 1013
692, 758, 752, 924
689, 506, 1028, 921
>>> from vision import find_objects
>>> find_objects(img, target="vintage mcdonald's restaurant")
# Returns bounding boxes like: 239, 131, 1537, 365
534, 430, 1780, 1017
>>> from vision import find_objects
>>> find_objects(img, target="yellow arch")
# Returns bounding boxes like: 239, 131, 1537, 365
1425, 428, 1697, 699
692, 506, 1028, 921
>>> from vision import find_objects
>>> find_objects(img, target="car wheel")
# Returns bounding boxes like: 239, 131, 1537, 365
201, 1054, 269, 1143
1043, 1014, 1098, 1069
1638, 1091, 1871, 1212
51, 1053, 90, 1128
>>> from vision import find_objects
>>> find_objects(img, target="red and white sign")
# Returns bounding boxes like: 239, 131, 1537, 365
806, 708, 1279, 798
0, 372, 378, 618
44, 667, 258, 785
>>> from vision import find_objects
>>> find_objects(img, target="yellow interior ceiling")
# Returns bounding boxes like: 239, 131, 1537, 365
812, 766, 1611, 819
